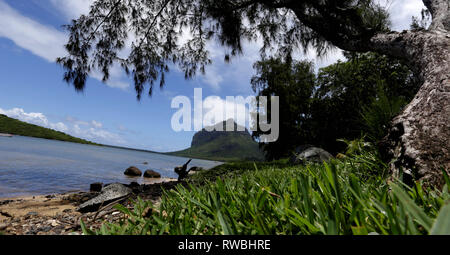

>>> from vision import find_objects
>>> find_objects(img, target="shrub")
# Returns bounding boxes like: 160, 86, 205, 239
361, 88, 407, 142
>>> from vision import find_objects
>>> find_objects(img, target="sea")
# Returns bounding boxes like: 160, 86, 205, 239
0, 135, 222, 198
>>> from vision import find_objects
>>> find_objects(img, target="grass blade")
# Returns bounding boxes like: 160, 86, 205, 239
390, 183, 433, 231
430, 203, 450, 235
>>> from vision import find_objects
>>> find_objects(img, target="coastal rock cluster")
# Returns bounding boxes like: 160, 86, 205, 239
124, 166, 162, 178
0, 160, 206, 235
0, 180, 180, 235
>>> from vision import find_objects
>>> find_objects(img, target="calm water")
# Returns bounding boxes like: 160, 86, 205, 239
0, 136, 222, 198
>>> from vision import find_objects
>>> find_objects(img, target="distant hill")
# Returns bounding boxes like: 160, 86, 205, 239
168, 119, 265, 162
0, 114, 98, 145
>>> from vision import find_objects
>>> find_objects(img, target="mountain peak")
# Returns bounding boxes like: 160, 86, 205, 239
168, 119, 264, 161
193, 119, 250, 148
203, 119, 249, 133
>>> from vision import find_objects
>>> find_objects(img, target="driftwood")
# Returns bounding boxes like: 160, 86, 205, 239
174, 159, 192, 181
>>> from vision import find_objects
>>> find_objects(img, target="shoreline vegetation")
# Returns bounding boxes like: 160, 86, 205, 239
84, 149, 449, 235
0, 114, 99, 146
1, 142, 449, 235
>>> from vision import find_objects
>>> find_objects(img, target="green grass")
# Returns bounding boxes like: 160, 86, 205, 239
83, 145, 450, 235
0, 114, 98, 145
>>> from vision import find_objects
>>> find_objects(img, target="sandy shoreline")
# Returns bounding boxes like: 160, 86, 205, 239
0, 192, 85, 235
0, 178, 179, 235
0, 193, 79, 221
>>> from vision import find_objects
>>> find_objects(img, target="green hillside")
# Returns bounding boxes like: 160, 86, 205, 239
0, 114, 98, 145
168, 120, 265, 162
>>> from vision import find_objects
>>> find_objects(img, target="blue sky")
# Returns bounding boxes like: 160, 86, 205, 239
0, 0, 424, 152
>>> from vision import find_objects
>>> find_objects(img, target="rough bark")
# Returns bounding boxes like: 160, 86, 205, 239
423, 0, 450, 31
375, 31, 450, 187
373, 0, 450, 187
290, 0, 450, 187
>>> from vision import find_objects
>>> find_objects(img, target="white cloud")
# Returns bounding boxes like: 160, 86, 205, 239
201, 68, 224, 91
0, 107, 51, 127
197, 40, 259, 92
50, 122, 69, 133
49, 0, 93, 19
0, 107, 70, 133
65, 116, 91, 126
0, 0, 129, 90
196, 96, 255, 130
199, 37, 346, 92
91, 120, 103, 129
197, 1, 424, 91
72, 126, 125, 144
377, 0, 426, 31
49, 0, 131, 90
90, 64, 130, 90
0, 1, 66, 62
0, 107, 126, 145
0, 0, 424, 93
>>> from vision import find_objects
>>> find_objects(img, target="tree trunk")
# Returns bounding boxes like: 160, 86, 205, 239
282, 0, 449, 187
375, 30, 450, 187
288, 0, 450, 186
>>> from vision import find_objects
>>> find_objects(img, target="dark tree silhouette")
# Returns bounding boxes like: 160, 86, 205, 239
251, 59, 316, 160
57, 0, 450, 187
250, 53, 421, 159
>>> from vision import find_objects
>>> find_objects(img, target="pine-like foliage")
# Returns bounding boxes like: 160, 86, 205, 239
57, 0, 390, 99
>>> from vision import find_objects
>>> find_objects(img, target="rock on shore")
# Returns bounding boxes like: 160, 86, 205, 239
144, 170, 161, 178
78, 183, 133, 213
124, 166, 142, 177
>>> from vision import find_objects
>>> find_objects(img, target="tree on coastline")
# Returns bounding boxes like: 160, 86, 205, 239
250, 59, 316, 160
57, 0, 450, 187
250, 52, 421, 159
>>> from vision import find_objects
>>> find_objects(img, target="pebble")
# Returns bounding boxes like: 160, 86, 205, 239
0, 223, 7, 230
47, 220, 59, 227
39, 226, 52, 232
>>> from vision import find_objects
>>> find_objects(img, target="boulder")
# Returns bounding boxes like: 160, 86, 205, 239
90, 182, 103, 192
290, 146, 334, 165
77, 183, 132, 213
124, 166, 142, 177
144, 170, 161, 178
